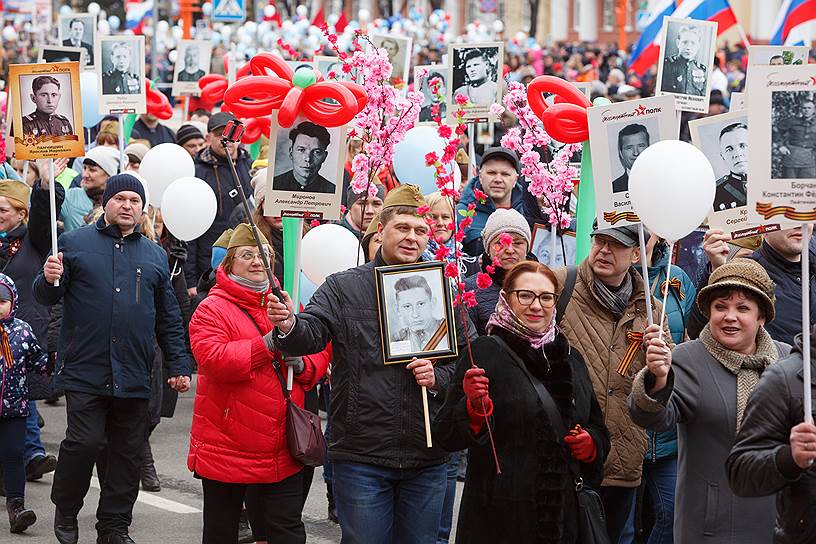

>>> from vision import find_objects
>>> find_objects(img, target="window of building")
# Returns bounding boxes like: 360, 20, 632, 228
573, 0, 581, 31
603, 0, 615, 31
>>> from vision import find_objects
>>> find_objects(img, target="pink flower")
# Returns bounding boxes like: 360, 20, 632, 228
437, 124, 452, 139
444, 262, 459, 279
476, 272, 493, 289
417, 204, 430, 216
339, 204, 347, 214
485, 264, 496, 275
434, 245, 450, 261
473, 188, 488, 203
454, 93, 469, 105
310, 220, 321, 227
424, 152, 439, 166
499, 233, 513, 247
489, 103, 505, 117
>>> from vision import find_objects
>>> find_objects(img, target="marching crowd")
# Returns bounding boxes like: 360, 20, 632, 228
0, 22, 816, 544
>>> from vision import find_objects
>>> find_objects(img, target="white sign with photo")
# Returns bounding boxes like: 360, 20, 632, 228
447, 42, 504, 122
95, 35, 146, 115
588, 94, 679, 228
656, 16, 718, 114
748, 45, 809, 67
58, 13, 96, 69
414, 64, 448, 125
370, 34, 412, 93
747, 64, 816, 226
172, 40, 212, 96
264, 113, 346, 220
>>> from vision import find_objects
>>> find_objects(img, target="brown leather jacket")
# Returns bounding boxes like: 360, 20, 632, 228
554, 260, 671, 487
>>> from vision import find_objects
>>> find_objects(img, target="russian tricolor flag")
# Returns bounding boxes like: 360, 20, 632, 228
770, 0, 816, 45
629, 0, 677, 76
671, 0, 740, 34
126, 0, 153, 35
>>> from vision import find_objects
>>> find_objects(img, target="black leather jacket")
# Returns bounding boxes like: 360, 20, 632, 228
726, 334, 816, 544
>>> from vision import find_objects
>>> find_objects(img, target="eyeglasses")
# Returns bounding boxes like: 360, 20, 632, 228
509, 289, 557, 308
236, 250, 272, 262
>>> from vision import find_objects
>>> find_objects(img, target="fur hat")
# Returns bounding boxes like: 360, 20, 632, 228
696, 258, 776, 321
481, 208, 531, 249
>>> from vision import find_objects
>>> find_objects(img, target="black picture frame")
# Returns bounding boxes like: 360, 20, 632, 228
374, 261, 458, 365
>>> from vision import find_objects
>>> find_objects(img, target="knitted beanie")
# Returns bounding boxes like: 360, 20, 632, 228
481, 208, 531, 248
102, 173, 146, 208
696, 257, 776, 321
176, 123, 206, 147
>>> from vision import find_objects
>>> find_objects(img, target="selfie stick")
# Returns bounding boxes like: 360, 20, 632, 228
220, 119, 284, 302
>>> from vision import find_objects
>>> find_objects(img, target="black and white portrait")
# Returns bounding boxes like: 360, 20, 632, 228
748, 45, 809, 67
771, 90, 816, 180
58, 13, 95, 68
19, 73, 74, 137
657, 17, 717, 114
39, 46, 85, 65
100, 39, 143, 95
606, 119, 658, 194
531, 225, 576, 267
370, 34, 412, 90
272, 121, 337, 194
172, 40, 212, 95
414, 64, 447, 124
376, 262, 457, 363
690, 112, 749, 212
450, 44, 501, 108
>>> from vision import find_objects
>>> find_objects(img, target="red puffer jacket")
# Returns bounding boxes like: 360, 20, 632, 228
187, 267, 326, 484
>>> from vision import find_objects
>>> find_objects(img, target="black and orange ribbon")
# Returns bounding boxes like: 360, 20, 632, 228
660, 278, 684, 301
603, 211, 640, 225
755, 202, 816, 222
617, 331, 644, 377
0, 327, 14, 369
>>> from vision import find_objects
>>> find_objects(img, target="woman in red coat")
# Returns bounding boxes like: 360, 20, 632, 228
188, 224, 327, 544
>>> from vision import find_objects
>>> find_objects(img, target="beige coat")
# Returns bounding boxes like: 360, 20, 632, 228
554, 261, 671, 487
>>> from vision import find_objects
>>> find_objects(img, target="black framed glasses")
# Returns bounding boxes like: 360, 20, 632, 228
509, 289, 557, 308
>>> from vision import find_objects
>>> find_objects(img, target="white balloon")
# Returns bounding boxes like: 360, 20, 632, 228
629, 140, 715, 241
172, 25, 184, 40
59, 5, 72, 16
301, 224, 363, 285
263, 5, 276, 17
97, 20, 110, 35
23, 22, 32, 32
296, 4, 308, 17
160, 177, 217, 242
358, 8, 370, 22
393, 126, 449, 194
126, 172, 152, 209
244, 21, 257, 35
157, 20, 170, 34
492, 20, 504, 33
2, 26, 18, 42
139, 144, 196, 208
201, 2, 212, 16
87, 2, 100, 15
168, 49, 178, 64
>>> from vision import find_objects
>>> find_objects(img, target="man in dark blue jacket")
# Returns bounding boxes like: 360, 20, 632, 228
33, 174, 192, 544
184, 111, 252, 295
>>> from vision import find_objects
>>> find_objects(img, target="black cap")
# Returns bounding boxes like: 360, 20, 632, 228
102, 173, 146, 208
590, 219, 640, 248
480, 146, 519, 173
207, 111, 237, 133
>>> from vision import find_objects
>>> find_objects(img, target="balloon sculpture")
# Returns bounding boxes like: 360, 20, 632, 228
145, 81, 173, 120
223, 52, 367, 128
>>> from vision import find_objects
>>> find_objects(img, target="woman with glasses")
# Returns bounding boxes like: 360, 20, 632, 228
434, 261, 610, 544
187, 224, 328, 544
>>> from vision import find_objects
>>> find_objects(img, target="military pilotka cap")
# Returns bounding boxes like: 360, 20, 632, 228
590, 219, 640, 248
0, 180, 31, 208
213, 228, 233, 249
228, 223, 270, 249
380, 184, 427, 210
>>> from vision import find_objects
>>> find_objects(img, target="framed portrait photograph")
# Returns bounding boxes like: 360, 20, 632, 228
447, 42, 504, 122
58, 13, 95, 69
587, 94, 679, 229
370, 34, 412, 92
375, 261, 457, 364
9, 62, 84, 160
747, 64, 816, 227
264, 112, 346, 220
530, 224, 576, 267
96, 35, 146, 114
656, 16, 718, 114
414, 64, 448, 125
38, 46, 86, 66
172, 40, 212, 96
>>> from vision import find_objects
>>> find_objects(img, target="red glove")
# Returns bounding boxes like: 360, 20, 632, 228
464, 367, 493, 435
563, 427, 597, 463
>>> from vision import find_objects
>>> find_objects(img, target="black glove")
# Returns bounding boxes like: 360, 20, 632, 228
168, 239, 188, 264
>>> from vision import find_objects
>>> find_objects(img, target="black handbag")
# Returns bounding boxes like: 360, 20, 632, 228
492, 336, 611, 544
231, 302, 326, 467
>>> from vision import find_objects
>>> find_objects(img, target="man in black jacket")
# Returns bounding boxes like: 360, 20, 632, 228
267, 185, 476, 543
726, 329, 816, 544
34, 174, 192, 544
184, 111, 252, 296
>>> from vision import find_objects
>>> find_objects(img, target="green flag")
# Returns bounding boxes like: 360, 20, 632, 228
574, 142, 594, 264
282, 217, 302, 312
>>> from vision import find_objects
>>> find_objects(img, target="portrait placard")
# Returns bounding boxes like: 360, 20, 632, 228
96, 35, 146, 115
747, 64, 816, 225
58, 13, 95, 69
656, 16, 718, 114
375, 261, 458, 364
748, 45, 809, 67
172, 40, 212, 96
38, 46, 86, 66
414, 64, 448, 125
447, 42, 504, 122
9, 62, 84, 160
370, 34, 412, 92
264, 113, 346, 220
690, 110, 784, 238
587, 94, 679, 228
530, 224, 576, 267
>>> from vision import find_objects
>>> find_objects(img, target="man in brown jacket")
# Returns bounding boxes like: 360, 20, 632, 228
554, 223, 670, 542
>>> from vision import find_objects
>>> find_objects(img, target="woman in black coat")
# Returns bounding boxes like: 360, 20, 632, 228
434, 261, 610, 544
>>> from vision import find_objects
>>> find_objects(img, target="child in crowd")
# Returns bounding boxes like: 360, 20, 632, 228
0, 273, 48, 534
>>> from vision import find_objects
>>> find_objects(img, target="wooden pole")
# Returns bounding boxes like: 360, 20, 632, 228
48, 160, 59, 288
803, 225, 813, 424
421, 386, 432, 448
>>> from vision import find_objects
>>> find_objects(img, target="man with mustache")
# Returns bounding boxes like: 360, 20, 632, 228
713, 122, 748, 211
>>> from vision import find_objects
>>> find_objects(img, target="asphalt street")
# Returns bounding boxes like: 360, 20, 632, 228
14, 377, 463, 543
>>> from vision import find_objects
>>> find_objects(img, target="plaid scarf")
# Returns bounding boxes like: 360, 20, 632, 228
486, 292, 557, 350
593, 272, 633, 320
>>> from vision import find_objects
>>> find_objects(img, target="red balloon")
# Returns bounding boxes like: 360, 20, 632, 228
241, 116, 271, 144
279, 86, 304, 128
145, 85, 173, 120
527, 76, 591, 144
249, 52, 293, 78
224, 76, 291, 118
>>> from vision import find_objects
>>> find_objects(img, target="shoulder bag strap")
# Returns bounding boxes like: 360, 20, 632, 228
556, 265, 577, 326
228, 300, 291, 402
